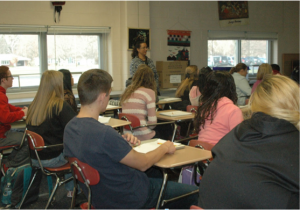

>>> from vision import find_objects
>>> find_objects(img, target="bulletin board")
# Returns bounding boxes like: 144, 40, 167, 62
282, 53, 299, 76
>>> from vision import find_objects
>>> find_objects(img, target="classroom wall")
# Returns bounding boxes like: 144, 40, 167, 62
150, 1, 299, 71
0, 1, 299, 96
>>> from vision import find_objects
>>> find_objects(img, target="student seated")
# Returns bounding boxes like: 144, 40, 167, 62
189, 66, 212, 106
230, 63, 251, 106
121, 64, 172, 140
26, 70, 77, 197
271, 63, 281, 75
0, 65, 29, 167
194, 71, 243, 146
59, 69, 77, 113
63, 69, 198, 209
198, 75, 299, 209
251, 63, 272, 94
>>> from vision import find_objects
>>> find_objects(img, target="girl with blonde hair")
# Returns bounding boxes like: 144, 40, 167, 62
26, 70, 77, 197
121, 64, 172, 140
199, 75, 299, 209
251, 63, 272, 93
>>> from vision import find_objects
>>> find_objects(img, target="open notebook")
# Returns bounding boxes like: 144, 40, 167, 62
159, 111, 192, 117
159, 97, 181, 101
133, 139, 185, 153
98, 116, 111, 124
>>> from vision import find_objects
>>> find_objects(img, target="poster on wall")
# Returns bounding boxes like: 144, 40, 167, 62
218, 1, 249, 27
128, 28, 150, 50
167, 30, 190, 61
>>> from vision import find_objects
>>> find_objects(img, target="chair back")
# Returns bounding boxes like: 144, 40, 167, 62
186, 105, 198, 113
118, 113, 141, 130
68, 157, 100, 186
189, 140, 214, 151
26, 130, 45, 151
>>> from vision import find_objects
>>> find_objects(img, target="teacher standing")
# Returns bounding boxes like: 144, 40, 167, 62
129, 41, 160, 95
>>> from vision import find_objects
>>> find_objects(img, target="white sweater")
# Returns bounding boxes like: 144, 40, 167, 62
232, 72, 251, 106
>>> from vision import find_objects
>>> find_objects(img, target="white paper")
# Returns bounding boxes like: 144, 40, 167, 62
133, 139, 185, 153
170, 75, 181, 83
159, 111, 192, 117
98, 116, 111, 124
106, 105, 119, 109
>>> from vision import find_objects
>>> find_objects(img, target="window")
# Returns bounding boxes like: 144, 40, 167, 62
0, 25, 110, 92
207, 30, 277, 82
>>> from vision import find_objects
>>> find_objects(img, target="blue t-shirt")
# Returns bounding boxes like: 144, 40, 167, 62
63, 117, 149, 209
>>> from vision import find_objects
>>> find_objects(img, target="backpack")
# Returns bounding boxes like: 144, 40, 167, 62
0, 164, 43, 208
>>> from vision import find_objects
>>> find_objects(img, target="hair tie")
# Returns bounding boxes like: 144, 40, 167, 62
185, 73, 190, 79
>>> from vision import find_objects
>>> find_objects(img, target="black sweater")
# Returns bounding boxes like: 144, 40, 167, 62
199, 112, 299, 209
27, 101, 77, 160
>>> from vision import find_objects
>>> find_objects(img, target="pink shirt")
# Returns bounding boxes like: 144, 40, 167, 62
189, 86, 201, 106
251, 80, 262, 94
198, 97, 243, 146
121, 87, 157, 140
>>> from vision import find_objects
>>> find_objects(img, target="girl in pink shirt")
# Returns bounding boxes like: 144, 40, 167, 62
194, 71, 243, 146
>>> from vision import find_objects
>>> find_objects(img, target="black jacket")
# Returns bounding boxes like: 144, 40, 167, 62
199, 112, 299, 209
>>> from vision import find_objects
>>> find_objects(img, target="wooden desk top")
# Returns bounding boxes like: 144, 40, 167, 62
105, 118, 131, 128
105, 105, 122, 111
156, 97, 182, 105
156, 110, 195, 121
140, 139, 212, 169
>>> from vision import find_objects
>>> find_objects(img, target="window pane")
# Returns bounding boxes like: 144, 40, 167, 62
208, 40, 237, 68
241, 40, 268, 75
47, 35, 99, 73
0, 34, 40, 88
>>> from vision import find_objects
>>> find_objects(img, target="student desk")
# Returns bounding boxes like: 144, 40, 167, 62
104, 118, 131, 134
140, 139, 212, 208
156, 97, 182, 105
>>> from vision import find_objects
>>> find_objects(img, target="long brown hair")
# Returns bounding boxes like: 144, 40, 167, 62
175, 65, 198, 97
120, 64, 156, 104
194, 71, 237, 133
26, 70, 64, 126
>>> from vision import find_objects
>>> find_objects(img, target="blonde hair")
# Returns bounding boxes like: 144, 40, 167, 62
120, 64, 156, 105
26, 70, 64, 126
175, 65, 198, 97
256, 63, 272, 80
249, 75, 300, 130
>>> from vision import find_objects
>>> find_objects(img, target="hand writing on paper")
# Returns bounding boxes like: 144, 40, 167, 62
122, 133, 141, 147
162, 141, 176, 154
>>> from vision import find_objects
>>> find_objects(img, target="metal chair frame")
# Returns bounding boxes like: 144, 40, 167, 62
18, 130, 72, 209
186, 105, 198, 137
119, 114, 178, 142
69, 158, 100, 210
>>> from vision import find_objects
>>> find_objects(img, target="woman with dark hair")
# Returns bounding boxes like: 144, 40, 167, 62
58, 69, 77, 113
189, 66, 212, 106
230, 63, 251, 106
194, 71, 243, 146
129, 41, 160, 94
199, 75, 299, 208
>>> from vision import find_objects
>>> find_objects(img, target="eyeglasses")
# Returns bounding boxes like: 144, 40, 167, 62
6, 75, 14, 79
139, 47, 148, 50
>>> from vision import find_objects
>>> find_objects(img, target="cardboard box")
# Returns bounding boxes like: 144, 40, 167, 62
156, 61, 188, 89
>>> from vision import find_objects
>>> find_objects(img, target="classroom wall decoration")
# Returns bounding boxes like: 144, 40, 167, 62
128, 28, 150, 50
218, 1, 249, 27
167, 30, 191, 61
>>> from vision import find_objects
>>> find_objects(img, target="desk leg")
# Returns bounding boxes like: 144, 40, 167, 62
156, 169, 168, 209
171, 123, 177, 142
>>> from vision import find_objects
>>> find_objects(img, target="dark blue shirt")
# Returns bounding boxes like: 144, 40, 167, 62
64, 117, 149, 209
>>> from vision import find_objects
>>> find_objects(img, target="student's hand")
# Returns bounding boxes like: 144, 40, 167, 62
122, 133, 141, 147
162, 141, 176, 154
22, 107, 28, 116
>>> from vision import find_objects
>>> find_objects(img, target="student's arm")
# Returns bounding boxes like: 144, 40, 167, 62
239, 77, 252, 96
0, 97, 24, 123
120, 141, 176, 172
8, 103, 22, 112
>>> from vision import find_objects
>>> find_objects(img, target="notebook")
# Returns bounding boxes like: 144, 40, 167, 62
106, 105, 119, 109
133, 139, 185, 153
159, 111, 192, 117
159, 97, 181, 101
98, 116, 111, 124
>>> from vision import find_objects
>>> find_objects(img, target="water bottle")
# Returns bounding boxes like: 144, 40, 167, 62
2, 183, 12, 205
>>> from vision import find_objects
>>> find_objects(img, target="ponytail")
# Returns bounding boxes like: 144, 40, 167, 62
229, 67, 237, 74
